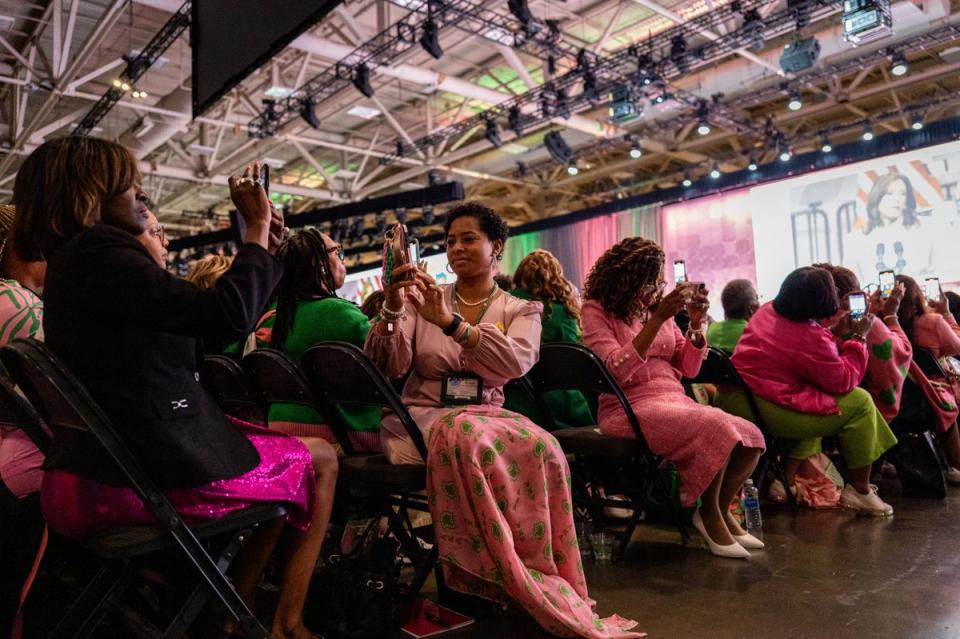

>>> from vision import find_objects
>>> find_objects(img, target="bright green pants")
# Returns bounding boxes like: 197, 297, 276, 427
714, 387, 897, 469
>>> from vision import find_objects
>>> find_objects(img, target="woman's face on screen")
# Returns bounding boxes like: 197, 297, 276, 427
877, 178, 908, 224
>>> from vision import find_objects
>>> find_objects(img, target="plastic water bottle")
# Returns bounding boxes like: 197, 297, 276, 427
742, 479, 762, 536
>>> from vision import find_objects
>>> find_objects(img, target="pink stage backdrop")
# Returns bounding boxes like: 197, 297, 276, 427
661, 189, 758, 313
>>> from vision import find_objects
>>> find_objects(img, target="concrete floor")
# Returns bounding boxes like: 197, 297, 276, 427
439, 478, 960, 639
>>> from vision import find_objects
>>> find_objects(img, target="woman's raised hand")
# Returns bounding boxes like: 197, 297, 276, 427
651, 285, 689, 324
228, 162, 273, 249
686, 284, 710, 329
405, 271, 454, 328
382, 263, 425, 311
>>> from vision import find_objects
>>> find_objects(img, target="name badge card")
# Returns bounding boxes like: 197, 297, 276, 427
440, 372, 484, 405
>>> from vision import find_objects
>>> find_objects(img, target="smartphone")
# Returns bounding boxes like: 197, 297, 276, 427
848, 292, 867, 320
408, 238, 420, 265
673, 260, 687, 285
926, 277, 941, 303
258, 163, 270, 194
878, 270, 895, 299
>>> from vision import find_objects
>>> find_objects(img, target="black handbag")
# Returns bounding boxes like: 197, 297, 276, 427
891, 431, 947, 500
304, 536, 404, 639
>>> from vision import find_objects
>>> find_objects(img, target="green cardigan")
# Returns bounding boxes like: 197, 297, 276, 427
264, 297, 380, 432
503, 289, 594, 428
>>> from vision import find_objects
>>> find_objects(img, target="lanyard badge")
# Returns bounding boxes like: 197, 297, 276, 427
440, 372, 484, 405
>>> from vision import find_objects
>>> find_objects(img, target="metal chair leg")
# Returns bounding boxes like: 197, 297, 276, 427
48, 563, 122, 639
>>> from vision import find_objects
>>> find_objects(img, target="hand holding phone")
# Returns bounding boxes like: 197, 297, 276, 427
926, 277, 942, 304
673, 260, 687, 285
878, 270, 895, 299
847, 292, 867, 320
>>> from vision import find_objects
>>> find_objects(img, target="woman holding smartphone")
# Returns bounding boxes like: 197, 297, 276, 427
581, 237, 766, 559
367, 203, 641, 638
895, 274, 960, 482
721, 267, 898, 516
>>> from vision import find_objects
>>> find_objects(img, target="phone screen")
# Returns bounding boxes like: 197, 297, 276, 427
878, 270, 895, 299
408, 239, 420, 265
673, 260, 687, 284
259, 164, 270, 194
926, 277, 941, 303
848, 293, 867, 319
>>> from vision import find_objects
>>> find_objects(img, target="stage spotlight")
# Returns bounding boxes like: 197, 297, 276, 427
421, 205, 435, 225
629, 145, 642, 159
484, 116, 502, 148
911, 115, 924, 130
820, 135, 832, 153
508, 106, 523, 137
890, 52, 908, 77
112, 78, 123, 88
743, 9, 765, 51
567, 164, 579, 176
353, 63, 375, 98
787, 89, 802, 111
420, 20, 443, 59
682, 173, 693, 187
555, 88, 571, 119
299, 95, 321, 129
862, 124, 874, 141
697, 119, 711, 136
747, 157, 758, 171
670, 34, 689, 73
710, 163, 721, 179
779, 145, 792, 162
544, 131, 573, 164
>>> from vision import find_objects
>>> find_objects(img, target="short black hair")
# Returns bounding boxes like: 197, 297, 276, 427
773, 266, 840, 321
444, 202, 509, 253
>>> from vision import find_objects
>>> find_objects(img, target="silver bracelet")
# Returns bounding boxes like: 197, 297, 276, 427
380, 303, 405, 321
882, 314, 899, 323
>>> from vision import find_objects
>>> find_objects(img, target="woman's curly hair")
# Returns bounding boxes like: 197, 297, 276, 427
583, 237, 664, 322
185, 255, 233, 290
513, 249, 581, 327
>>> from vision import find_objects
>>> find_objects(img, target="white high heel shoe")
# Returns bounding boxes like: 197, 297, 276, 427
692, 510, 751, 559
732, 532, 765, 550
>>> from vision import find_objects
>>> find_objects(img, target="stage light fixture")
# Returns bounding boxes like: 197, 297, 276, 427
629, 146, 643, 159
567, 164, 579, 176
484, 116, 502, 148
780, 37, 820, 73
508, 106, 523, 137
862, 124, 874, 141
710, 163, 721, 179
682, 173, 693, 187
112, 78, 123, 88
779, 144, 792, 162
742, 9, 766, 52
820, 135, 832, 153
890, 52, 908, 76
747, 157, 758, 171
419, 20, 443, 59
697, 119, 711, 136
555, 88, 571, 119
670, 34, 689, 73
787, 89, 803, 111
353, 63, 375, 98
544, 131, 574, 164
299, 95, 321, 129
911, 115, 924, 130
421, 205, 435, 225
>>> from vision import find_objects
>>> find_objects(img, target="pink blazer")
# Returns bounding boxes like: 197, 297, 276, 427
911, 312, 960, 359
731, 303, 868, 415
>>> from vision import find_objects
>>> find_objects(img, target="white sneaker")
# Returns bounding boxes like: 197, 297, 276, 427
839, 484, 893, 517
946, 467, 960, 485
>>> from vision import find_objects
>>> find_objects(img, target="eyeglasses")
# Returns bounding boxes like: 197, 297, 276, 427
327, 244, 345, 261
149, 224, 165, 243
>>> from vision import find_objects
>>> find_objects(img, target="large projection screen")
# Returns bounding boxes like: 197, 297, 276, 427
750, 141, 960, 300
192, 0, 344, 118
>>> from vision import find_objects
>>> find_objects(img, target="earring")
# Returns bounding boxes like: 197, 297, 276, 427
446, 262, 455, 273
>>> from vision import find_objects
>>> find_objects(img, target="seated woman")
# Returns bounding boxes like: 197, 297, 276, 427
0, 204, 46, 638
503, 249, 593, 428
706, 279, 759, 352
896, 274, 960, 482
13, 137, 335, 639
266, 229, 381, 452
814, 264, 912, 424
581, 237, 765, 559
719, 267, 897, 516
366, 203, 640, 638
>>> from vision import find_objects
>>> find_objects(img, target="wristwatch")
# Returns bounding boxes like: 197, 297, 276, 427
443, 313, 465, 336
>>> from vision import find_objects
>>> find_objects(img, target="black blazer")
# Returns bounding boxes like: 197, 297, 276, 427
42, 225, 281, 489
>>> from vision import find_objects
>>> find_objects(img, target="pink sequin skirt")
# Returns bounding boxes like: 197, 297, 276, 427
40, 419, 317, 539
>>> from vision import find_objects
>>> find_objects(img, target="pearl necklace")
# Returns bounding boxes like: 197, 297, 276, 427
455, 283, 499, 308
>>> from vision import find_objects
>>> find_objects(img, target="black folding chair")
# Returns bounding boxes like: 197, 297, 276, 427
201, 354, 263, 421
913, 347, 948, 379
1, 339, 285, 639
300, 342, 435, 613
525, 342, 689, 559
683, 347, 795, 506
241, 348, 357, 455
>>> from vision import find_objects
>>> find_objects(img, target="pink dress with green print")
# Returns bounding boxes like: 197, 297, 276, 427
364, 286, 642, 638
0, 279, 46, 497
860, 317, 912, 423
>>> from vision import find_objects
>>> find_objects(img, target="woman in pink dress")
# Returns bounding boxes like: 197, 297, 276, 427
896, 274, 960, 482
580, 237, 766, 560
365, 203, 641, 638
